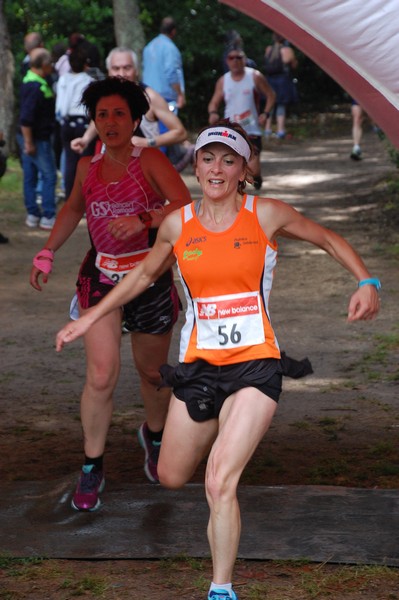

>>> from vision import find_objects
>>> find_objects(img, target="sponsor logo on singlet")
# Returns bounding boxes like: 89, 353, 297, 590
233, 237, 259, 249
185, 236, 207, 247
183, 248, 203, 261
90, 200, 139, 218
198, 296, 260, 320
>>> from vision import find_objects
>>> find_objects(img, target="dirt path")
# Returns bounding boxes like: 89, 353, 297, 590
0, 128, 398, 599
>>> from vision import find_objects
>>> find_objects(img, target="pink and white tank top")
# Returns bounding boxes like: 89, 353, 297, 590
83, 147, 164, 255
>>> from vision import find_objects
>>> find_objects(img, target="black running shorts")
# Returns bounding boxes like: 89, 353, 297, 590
160, 358, 283, 422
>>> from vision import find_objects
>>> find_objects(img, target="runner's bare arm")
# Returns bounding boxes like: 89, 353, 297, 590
257, 197, 380, 321
55, 211, 180, 350
131, 88, 187, 148
253, 70, 276, 118
30, 158, 90, 291
207, 78, 224, 124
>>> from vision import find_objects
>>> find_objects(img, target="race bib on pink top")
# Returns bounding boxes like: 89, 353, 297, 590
96, 249, 150, 284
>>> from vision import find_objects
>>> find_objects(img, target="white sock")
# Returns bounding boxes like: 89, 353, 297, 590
210, 582, 232, 595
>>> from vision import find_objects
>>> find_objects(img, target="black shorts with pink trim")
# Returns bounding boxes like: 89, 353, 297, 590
159, 358, 283, 422
76, 247, 179, 335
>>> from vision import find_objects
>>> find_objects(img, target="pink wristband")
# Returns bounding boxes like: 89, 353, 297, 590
33, 248, 54, 275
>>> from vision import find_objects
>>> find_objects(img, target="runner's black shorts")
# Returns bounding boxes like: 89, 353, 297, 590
159, 358, 283, 422
76, 247, 180, 335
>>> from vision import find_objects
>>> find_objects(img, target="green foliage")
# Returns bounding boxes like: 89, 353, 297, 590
5, 0, 114, 76
138, 0, 344, 127
387, 143, 399, 168
5, 0, 345, 131
138, 0, 275, 128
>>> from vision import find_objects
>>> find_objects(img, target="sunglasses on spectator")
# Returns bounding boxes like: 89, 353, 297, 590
227, 54, 244, 61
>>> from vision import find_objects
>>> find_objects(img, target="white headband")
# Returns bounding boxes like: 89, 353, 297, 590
194, 126, 251, 162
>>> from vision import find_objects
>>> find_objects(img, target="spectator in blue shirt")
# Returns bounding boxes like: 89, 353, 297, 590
142, 17, 185, 112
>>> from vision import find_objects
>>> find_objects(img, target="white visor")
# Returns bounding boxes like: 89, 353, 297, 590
194, 126, 251, 162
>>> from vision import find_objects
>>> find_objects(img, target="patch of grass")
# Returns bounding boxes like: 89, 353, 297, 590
242, 453, 286, 484
368, 441, 396, 457
298, 564, 397, 598
159, 555, 208, 595
364, 369, 384, 381
0, 157, 23, 186
317, 417, 346, 441
242, 563, 399, 599
0, 556, 108, 595
160, 553, 205, 571
0, 553, 46, 576
373, 462, 399, 477
338, 329, 399, 384
290, 420, 312, 430
318, 417, 337, 426
362, 335, 399, 365
385, 243, 399, 256
60, 575, 108, 595
0, 158, 23, 214
10, 426, 30, 435
0, 339, 18, 346
309, 458, 350, 484
0, 371, 17, 384
320, 379, 359, 392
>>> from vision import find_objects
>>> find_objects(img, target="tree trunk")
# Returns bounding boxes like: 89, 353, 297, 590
0, 0, 15, 153
112, 0, 145, 70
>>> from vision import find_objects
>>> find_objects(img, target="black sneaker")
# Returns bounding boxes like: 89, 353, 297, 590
350, 149, 362, 161
138, 422, 161, 483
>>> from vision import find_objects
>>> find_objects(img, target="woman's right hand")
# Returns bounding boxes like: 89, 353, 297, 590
30, 265, 49, 291
108, 215, 145, 241
30, 248, 54, 291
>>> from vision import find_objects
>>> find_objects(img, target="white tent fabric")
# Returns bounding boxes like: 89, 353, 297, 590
219, 0, 399, 148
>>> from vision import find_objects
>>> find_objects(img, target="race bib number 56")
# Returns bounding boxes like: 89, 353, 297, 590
194, 291, 265, 349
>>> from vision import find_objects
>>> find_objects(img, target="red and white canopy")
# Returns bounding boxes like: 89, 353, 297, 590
220, 0, 399, 148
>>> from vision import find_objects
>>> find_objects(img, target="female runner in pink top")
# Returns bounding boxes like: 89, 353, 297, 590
30, 77, 191, 511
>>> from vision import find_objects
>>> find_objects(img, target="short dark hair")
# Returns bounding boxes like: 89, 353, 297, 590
29, 48, 52, 69
160, 17, 176, 35
81, 77, 150, 121
68, 47, 89, 73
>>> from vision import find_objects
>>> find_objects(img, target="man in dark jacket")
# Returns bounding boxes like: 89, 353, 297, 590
17, 48, 57, 230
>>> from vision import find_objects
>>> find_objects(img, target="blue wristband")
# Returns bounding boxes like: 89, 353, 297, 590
358, 278, 381, 291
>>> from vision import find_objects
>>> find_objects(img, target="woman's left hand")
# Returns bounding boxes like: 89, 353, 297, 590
108, 216, 142, 241
56, 315, 92, 352
347, 285, 380, 321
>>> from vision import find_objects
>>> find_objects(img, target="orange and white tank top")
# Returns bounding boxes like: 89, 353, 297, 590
174, 195, 280, 365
